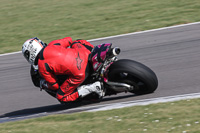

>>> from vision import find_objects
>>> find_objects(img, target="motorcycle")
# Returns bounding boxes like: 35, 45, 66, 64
30, 43, 158, 102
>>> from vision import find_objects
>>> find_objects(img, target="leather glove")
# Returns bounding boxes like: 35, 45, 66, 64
40, 79, 48, 89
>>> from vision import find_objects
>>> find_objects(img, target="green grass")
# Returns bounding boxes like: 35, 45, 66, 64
0, 98, 200, 133
1, 0, 200, 53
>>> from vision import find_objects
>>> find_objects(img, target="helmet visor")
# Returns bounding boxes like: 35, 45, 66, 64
24, 50, 30, 62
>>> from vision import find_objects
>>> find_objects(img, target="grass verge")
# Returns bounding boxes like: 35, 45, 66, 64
1, 0, 200, 53
0, 98, 200, 133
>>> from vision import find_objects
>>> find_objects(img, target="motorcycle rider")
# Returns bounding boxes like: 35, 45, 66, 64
22, 37, 104, 103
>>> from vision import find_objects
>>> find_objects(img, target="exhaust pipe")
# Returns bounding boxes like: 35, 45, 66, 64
112, 47, 121, 56
109, 47, 121, 57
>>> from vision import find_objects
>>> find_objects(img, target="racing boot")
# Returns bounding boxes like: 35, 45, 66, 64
78, 81, 104, 98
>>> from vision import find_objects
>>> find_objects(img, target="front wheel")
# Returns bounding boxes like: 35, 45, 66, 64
108, 59, 158, 95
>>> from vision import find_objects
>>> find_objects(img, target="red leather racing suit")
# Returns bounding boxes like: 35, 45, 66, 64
38, 37, 94, 102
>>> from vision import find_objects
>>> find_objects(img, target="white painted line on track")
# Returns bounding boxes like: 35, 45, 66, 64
86, 92, 200, 112
0, 51, 21, 57
88, 21, 200, 42
52, 93, 200, 113
1, 21, 200, 57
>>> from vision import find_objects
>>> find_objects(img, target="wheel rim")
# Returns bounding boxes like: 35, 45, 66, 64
110, 72, 147, 93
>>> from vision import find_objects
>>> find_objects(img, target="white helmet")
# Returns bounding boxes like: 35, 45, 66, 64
22, 37, 46, 65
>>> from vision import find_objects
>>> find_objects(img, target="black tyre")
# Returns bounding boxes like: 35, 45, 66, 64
108, 59, 158, 94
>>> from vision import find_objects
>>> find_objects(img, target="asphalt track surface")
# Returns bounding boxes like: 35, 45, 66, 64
1, 23, 200, 121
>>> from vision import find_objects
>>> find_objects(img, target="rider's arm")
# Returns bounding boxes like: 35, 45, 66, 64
48, 37, 73, 48
39, 64, 59, 90
41, 72, 60, 90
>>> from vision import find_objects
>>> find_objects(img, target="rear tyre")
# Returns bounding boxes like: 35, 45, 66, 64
108, 59, 158, 95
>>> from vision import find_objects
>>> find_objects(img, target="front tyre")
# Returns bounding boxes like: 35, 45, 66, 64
108, 59, 158, 95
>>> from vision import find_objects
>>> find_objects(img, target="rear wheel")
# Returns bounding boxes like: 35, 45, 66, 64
108, 59, 158, 94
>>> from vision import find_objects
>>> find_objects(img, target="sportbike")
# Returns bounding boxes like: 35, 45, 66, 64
32, 43, 158, 102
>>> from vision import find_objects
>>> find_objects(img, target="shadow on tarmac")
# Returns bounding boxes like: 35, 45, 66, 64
0, 94, 136, 118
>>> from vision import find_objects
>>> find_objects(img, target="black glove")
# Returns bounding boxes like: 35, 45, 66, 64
40, 79, 48, 89
30, 65, 41, 87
